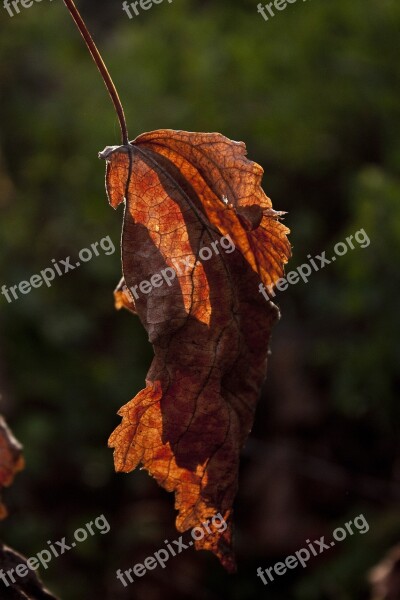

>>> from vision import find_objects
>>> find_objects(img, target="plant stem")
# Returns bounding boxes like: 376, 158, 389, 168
63, 0, 129, 145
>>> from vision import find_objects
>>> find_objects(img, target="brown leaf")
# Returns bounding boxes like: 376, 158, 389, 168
101, 130, 291, 571
0, 418, 57, 599
0, 543, 58, 600
0, 416, 24, 520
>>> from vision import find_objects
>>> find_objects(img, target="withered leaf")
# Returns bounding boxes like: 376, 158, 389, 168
0, 543, 58, 600
101, 130, 291, 571
0, 418, 57, 599
0, 416, 24, 520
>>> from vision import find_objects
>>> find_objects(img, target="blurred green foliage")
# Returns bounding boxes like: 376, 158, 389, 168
0, 0, 399, 598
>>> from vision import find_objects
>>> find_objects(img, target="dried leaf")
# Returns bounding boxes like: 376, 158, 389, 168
0, 416, 24, 520
102, 130, 291, 571
0, 543, 58, 600
0, 418, 57, 598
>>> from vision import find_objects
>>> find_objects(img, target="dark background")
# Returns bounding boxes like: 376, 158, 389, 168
0, 0, 399, 598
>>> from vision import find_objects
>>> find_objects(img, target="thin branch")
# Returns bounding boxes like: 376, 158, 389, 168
62, 0, 129, 145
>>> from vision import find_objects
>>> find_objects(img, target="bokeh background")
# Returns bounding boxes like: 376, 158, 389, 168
1, 0, 399, 598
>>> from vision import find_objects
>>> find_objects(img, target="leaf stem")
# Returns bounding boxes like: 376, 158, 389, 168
63, 0, 129, 145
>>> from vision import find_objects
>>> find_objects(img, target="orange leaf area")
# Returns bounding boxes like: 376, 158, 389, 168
101, 130, 291, 571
